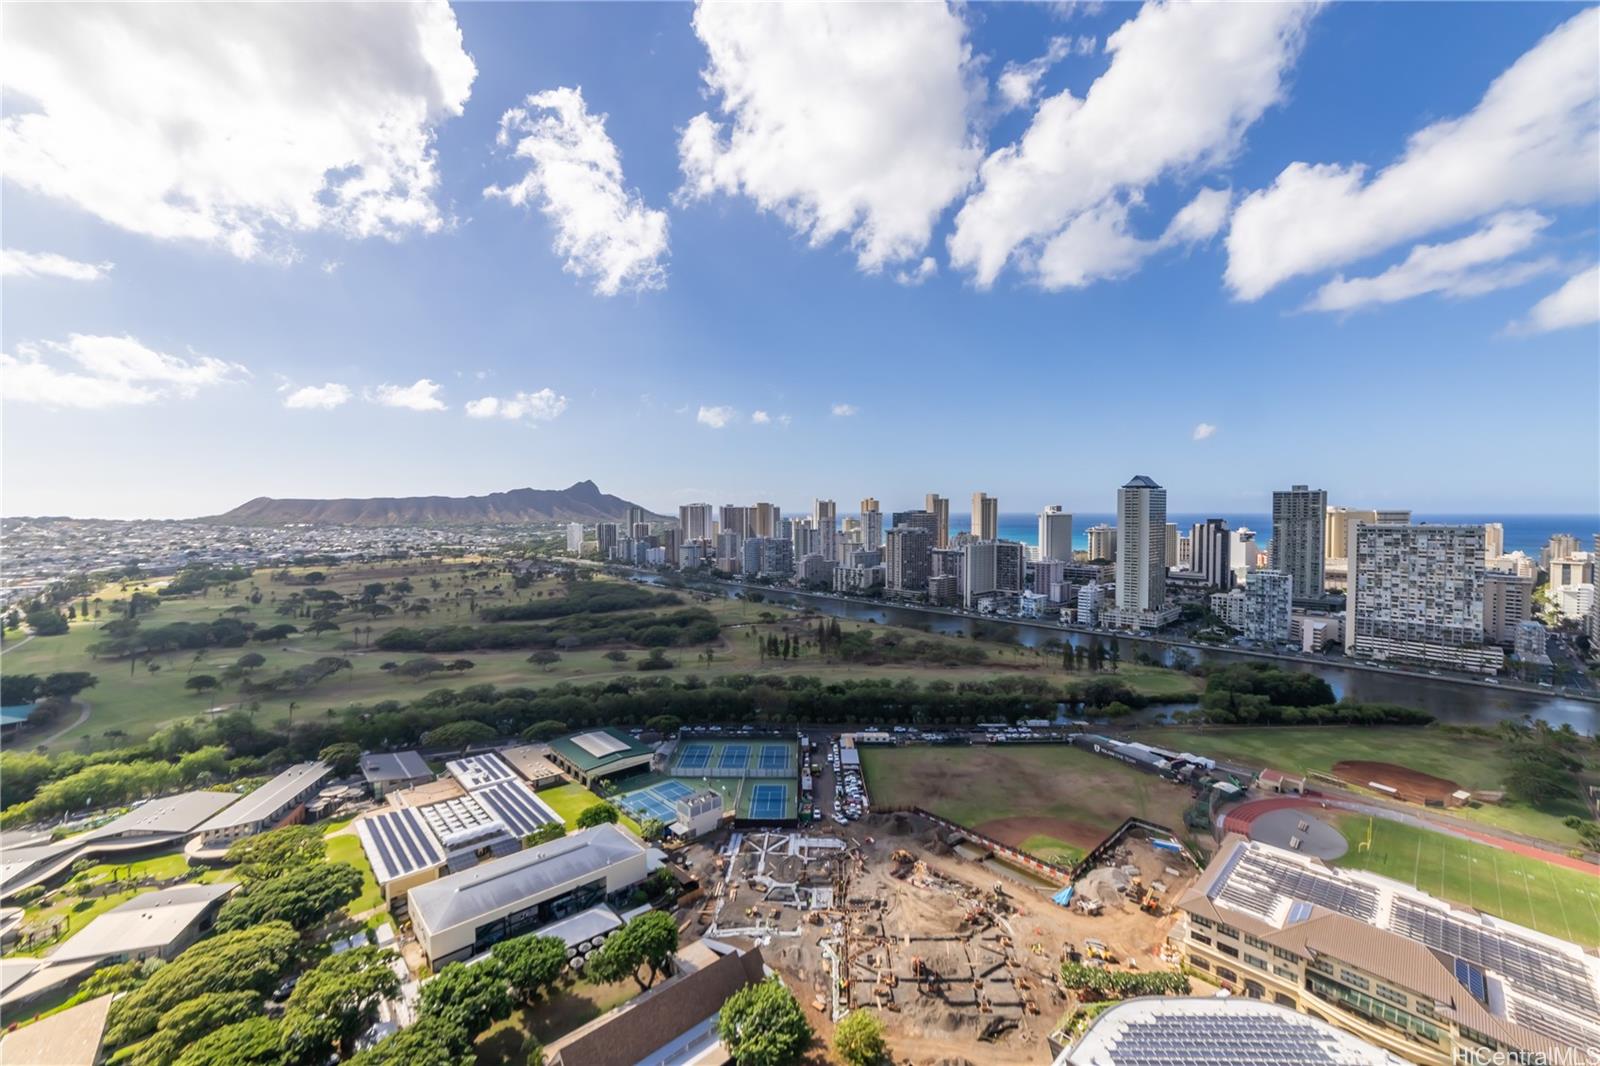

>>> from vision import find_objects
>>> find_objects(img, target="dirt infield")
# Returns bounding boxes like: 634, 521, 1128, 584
974, 816, 1103, 852
1333, 760, 1462, 804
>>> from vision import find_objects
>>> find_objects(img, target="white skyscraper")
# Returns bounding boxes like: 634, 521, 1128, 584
678, 503, 714, 542
1243, 570, 1293, 643
1038, 506, 1073, 563
860, 498, 883, 551
1346, 523, 1503, 673
565, 523, 584, 555
1111, 475, 1172, 626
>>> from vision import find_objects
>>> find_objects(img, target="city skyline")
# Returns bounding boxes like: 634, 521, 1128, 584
4, 3, 1598, 519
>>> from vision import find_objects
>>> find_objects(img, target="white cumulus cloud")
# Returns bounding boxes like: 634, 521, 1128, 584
996, 36, 1077, 112
1226, 8, 1598, 300
1305, 211, 1556, 313
950, 2, 1316, 291
1, 334, 245, 409
464, 388, 569, 422
0, 2, 475, 260
370, 379, 446, 411
750, 410, 771, 424
1510, 265, 1600, 335
697, 405, 736, 428
831, 403, 858, 417
677, 1, 984, 273
1192, 422, 1217, 441
1, 248, 112, 281
487, 86, 669, 296
894, 257, 939, 287
283, 383, 352, 410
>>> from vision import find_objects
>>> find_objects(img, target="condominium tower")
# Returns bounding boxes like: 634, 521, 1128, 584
971, 492, 998, 541
924, 494, 950, 548
1271, 485, 1327, 595
1115, 476, 1167, 614
1038, 506, 1073, 563
1346, 523, 1503, 673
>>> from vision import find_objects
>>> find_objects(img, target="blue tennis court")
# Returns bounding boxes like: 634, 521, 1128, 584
617, 783, 680, 823
748, 783, 789, 820
758, 744, 790, 771
675, 743, 711, 772
717, 744, 750, 771
654, 780, 694, 800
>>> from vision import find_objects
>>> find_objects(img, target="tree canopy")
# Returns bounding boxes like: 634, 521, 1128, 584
832, 1010, 888, 1066
214, 861, 362, 932
492, 933, 568, 1003
417, 959, 512, 1044
283, 946, 403, 1060
223, 824, 327, 881
575, 802, 619, 828
715, 978, 813, 1066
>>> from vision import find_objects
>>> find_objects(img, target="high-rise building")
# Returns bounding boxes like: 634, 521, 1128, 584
596, 522, 619, 560
660, 527, 680, 565
1176, 532, 1192, 568
1086, 524, 1117, 562
752, 502, 780, 538
1243, 570, 1293, 643
1038, 506, 1073, 562
1113, 475, 1168, 617
859, 498, 883, 550
1514, 620, 1551, 666
1191, 519, 1233, 590
1482, 570, 1535, 644
892, 509, 939, 536
790, 518, 817, 560
1076, 582, 1105, 627
927, 574, 959, 606
1483, 522, 1504, 561
924, 494, 950, 548
565, 523, 584, 554
741, 537, 794, 578
1541, 533, 1581, 569
1231, 528, 1258, 586
814, 499, 838, 562
719, 505, 753, 540
962, 540, 1025, 609
1271, 485, 1327, 596
678, 503, 714, 542
1548, 552, 1595, 595
1164, 523, 1179, 568
631, 522, 651, 541
625, 505, 647, 533
971, 492, 998, 541
1346, 523, 1503, 673
885, 526, 933, 594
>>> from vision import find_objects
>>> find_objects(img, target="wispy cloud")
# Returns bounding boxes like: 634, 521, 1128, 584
1508, 264, 1600, 335
2, 334, 245, 409
831, 403, 859, 417
1, 249, 113, 282
464, 388, 569, 422
369, 379, 446, 411
697, 404, 736, 428
1192, 422, 1217, 441
283, 383, 351, 410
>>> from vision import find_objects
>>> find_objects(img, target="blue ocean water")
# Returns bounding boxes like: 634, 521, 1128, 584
947, 513, 1597, 556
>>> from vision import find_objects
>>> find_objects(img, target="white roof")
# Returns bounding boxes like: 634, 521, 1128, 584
195, 762, 330, 832
357, 807, 446, 884
362, 751, 432, 784
46, 882, 237, 963
445, 751, 517, 790
417, 792, 509, 851
571, 731, 631, 758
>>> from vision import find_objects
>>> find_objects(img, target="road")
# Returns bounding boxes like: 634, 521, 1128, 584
36, 698, 92, 747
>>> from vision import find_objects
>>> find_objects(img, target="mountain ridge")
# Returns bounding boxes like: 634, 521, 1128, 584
202, 480, 666, 527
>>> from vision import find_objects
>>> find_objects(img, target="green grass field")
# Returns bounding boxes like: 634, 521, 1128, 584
538, 782, 642, 834
323, 824, 385, 914
861, 743, 1199, 863
1137, 725, 1593, 847
1333, 815, 1600, 947
1, 564, 1200, 756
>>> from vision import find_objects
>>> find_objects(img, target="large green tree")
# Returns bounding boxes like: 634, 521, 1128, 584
832, 1010, 887, 1066
124, 991, 260, 1066
223, 825, 328, 881
492, 933, 568, 1004
345, 1016, 472, 1066
172, 1018, 286, 1066
417, 959, 512, 1044
282, 947, 402, 1060
715, 978, 812, 1066
575, 802, 619, 829
214, 861, 362, 932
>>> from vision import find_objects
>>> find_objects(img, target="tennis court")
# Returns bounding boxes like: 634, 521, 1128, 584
717, 744, 750, 771
748, 782, 791, 821
758, 744, 790, 772
616, 779, 699, 824
675, 743, 711, 772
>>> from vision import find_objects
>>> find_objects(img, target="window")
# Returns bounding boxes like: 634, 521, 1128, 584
1272, 946, 1300, 962
1338, 969, 1370, 991
1245, 934, 1272, 951
1215, 922, 1239, 939
1245, 954, 1268, 971
1216, 967, 1238, 984
1308, 957, 1333, 976
1190, 914, 1213, 929
1190, 932, 1212, 946
1217, 942, 1239, 959
1274, 993, 1296, 1008
1375, 985, 1408, 1007
1191, 956, 1212, 971
1273, 965, 1297, 981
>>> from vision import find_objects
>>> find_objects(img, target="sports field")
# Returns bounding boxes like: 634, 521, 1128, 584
670, 737, 798, 778
1136, 726, 1592, 847
1333, 815, 1600, 946
860, 743, 1197, 867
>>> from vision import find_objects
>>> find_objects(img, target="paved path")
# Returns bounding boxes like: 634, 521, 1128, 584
36, 699, 93, 747
0, 634, 35, 656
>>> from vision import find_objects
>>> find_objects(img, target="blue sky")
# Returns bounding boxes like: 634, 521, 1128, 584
3, 2, 1597, 519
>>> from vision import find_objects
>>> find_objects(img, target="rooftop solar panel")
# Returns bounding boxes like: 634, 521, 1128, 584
473, 779, 558, 838
357, 807, 445, 884
445, 752, 516, 790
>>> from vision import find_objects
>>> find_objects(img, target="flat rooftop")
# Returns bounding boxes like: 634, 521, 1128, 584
416, 792, 508, 851
194, 762, 330, 832
0, 992, 114, 1066
500, 744, 566, 782
356, 806, 446, 885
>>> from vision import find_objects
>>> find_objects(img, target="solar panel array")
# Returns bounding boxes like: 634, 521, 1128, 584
473, 779, 559, 838
1507, 996, 1600, 1052
1215, 849, 1379, 924
358, 807, 444, 884
446, 752, 516, 790
1091, 1013, 1387, 1065
1389, 898, 1598, 1013
1453, 957, 1487, 1002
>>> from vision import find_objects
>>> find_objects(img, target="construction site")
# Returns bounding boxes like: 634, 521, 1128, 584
681, 812, 1200, 1065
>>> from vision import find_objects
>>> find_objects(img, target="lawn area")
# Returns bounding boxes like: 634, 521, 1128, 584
1332, 815, 1600, 947
12, 850, 232, 955
323, 825, 384, 914
3, 565, 1200, 755
539, 783, 642, 835
861, 743, 1200, 863
1136, 725, 1593, 847
475, 977, 642, 1064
